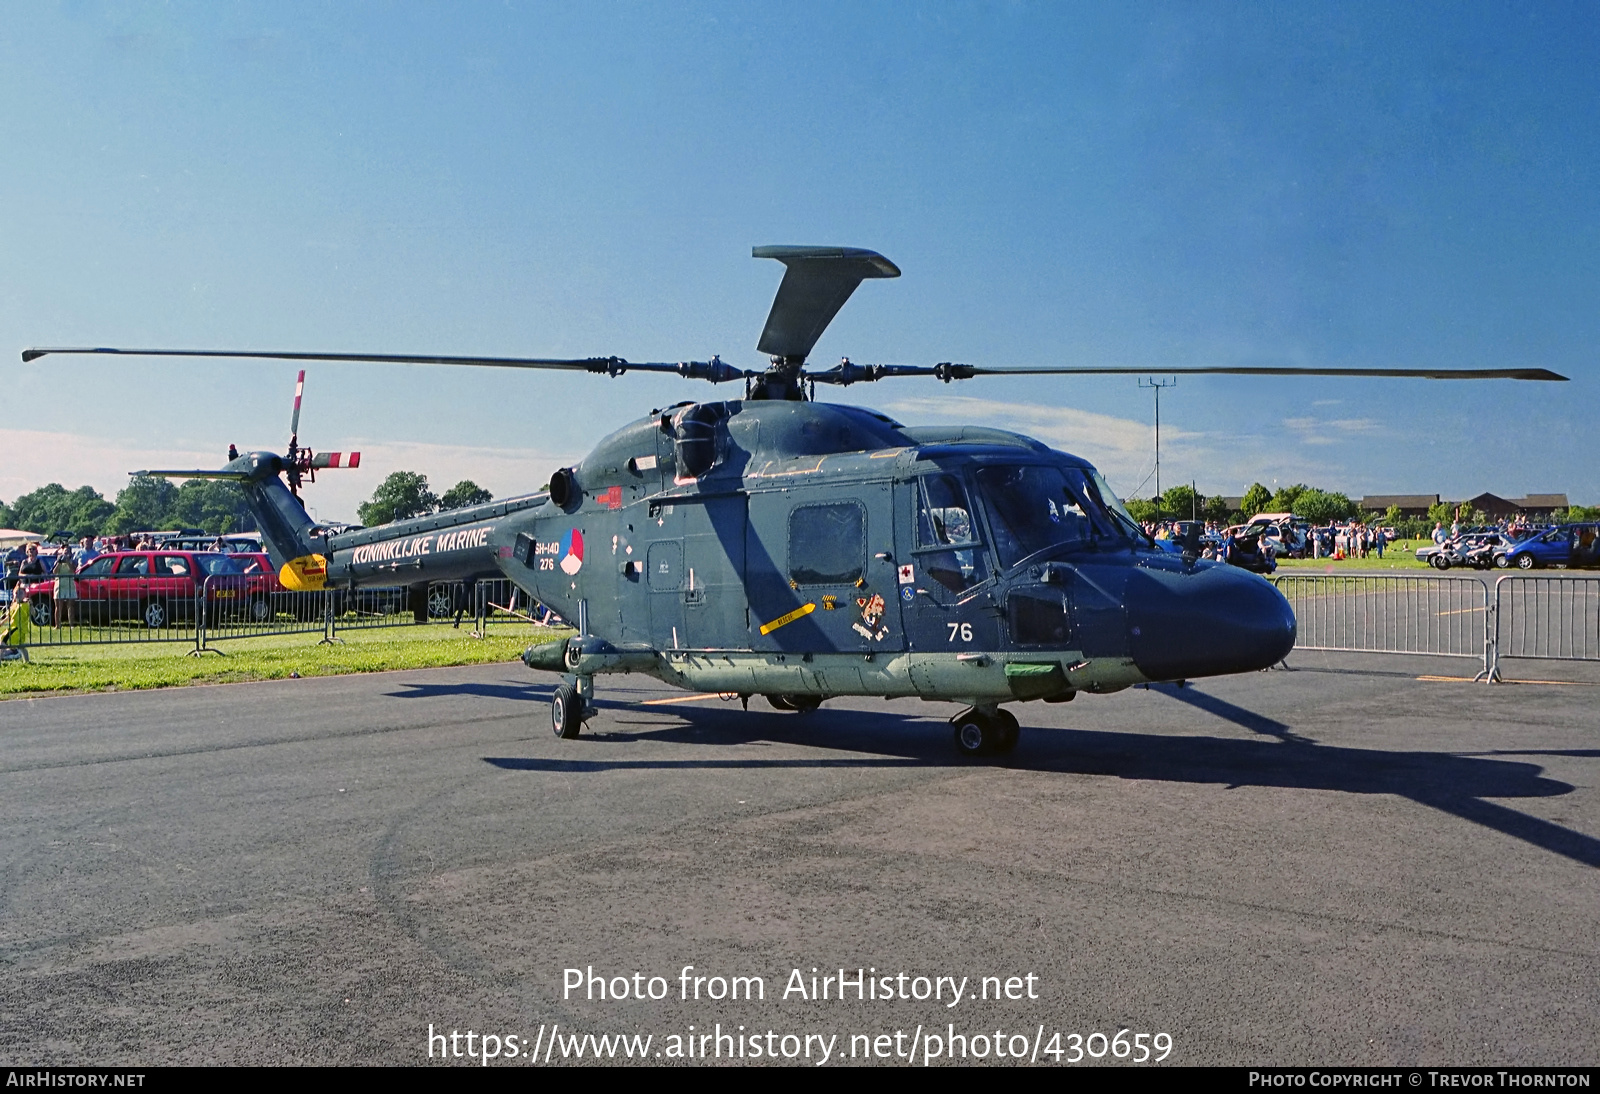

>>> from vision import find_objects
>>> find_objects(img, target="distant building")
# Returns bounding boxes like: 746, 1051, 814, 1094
1360, 494, 1439, 518
1466, 492, 1569, 520
1515, 494, 1569, 517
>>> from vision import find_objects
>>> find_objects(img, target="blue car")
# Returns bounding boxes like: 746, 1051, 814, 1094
1498, 524, 1600, 570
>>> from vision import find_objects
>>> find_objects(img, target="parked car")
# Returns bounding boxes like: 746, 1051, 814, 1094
21, 550, 252, 628
1221, 528, 1276, 574
1497, 524, 1600, 570
1246, 515, 1308, 558
155, 533, 265, 554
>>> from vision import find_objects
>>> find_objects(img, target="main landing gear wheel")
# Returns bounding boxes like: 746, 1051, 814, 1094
552, 683, 585, 739
952, 708, 1017, 757
428, 585, 455, 618
764, 694, 821, 713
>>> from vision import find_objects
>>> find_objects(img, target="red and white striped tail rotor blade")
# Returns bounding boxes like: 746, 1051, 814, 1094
289, 369, 305, 443
309, 451, 360, 469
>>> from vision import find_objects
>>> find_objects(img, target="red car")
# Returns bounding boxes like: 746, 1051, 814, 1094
25, 550, 254, 628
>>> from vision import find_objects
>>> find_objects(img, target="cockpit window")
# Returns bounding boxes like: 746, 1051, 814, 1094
975, 464, 1138, 569
917, 473, 979, 548
916, 473, 988, 595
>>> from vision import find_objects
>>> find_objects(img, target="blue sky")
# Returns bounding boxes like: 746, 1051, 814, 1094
3, 2, 1595, 521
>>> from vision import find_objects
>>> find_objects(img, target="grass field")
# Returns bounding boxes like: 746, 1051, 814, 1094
1273, 539, 1435, 571
0, 622, 572, 698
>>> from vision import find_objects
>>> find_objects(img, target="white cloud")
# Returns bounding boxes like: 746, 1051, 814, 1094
881, 395, 1193, 491
879, 397, 1385, 499
1281, 416, 1382, 447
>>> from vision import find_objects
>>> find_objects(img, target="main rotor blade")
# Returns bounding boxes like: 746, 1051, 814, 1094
754, 246, 900, 360
838, 363, 1570, 382
20, 347, 754, 382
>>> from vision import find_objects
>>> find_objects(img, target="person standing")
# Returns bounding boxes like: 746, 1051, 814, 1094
52, 547, 77, 627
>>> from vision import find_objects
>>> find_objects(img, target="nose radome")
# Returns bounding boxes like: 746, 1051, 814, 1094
1125, 563, 1296, 682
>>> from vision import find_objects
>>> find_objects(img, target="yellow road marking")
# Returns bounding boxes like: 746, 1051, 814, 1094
1435, 607, 1485, 616
640, 693, 723, 706
1417, 675, 1596, 686
759, 601, 816, 635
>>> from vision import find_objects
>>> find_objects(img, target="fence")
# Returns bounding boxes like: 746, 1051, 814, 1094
1489, 575, 1600, 680
1273, 573, 1600, 681
4, 576, 552, 656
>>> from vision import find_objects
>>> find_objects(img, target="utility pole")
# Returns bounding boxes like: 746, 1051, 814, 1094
1138, 377, 1176, 522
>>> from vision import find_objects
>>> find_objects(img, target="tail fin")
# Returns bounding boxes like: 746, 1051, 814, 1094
134, 451, 322, 570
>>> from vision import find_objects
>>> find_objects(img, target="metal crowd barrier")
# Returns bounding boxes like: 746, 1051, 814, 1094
197, 578, 551, 649
1271, 574, 1494, 676
3, 575, 556, 655
5, 581, 206, 648
1273, 572, 1600, 681
1488, 575, 1600, 680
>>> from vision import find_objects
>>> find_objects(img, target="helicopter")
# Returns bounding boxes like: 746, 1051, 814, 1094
23, 246, 1567, 755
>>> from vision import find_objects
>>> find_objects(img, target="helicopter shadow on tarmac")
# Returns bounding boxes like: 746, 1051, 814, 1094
385, 680, 557, 704
484, 682, 1600, 870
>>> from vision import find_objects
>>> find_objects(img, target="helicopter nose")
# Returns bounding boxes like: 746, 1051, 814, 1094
1125, 563, 1296, 681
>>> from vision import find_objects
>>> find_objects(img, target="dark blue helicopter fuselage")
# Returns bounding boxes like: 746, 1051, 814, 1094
486, 399, 1296, 703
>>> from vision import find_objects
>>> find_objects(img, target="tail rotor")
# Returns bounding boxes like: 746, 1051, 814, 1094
282, 370, 360, 496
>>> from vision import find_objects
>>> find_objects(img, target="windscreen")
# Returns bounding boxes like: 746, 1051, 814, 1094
975, 464, 1141, 569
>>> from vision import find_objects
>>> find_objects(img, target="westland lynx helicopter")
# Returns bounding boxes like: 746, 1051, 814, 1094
24, 247, 1566, 755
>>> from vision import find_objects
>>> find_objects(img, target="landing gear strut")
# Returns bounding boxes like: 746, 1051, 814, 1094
951, 706, 1019, 757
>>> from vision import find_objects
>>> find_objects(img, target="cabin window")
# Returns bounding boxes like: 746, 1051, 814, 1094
788, 502, 865, 585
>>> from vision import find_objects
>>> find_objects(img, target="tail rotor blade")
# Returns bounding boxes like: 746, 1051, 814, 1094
289, 369, 305, 445
309, 452, 361, 469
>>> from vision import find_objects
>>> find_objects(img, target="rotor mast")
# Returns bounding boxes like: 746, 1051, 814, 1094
749, 245, 902, 401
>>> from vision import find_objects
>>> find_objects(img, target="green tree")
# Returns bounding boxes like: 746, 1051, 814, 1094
1202, 495, 1231, 523
1160, 484, 1200, 521
1241, 483, 1272, 518
1427, 501, 1454, 525
11, 483, 116, 537
1291, 489, 1356, 524
1385, 505, 1403, 527
1124, 497, 1158, 524
168, 480, 257, 534
438, 480, 493, 511
1269, 483, 1309, 513
107, 476, 179, 535
358, 471, 438, 526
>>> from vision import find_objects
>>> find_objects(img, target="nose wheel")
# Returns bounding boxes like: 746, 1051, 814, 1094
552, 682, 586, 738
951, 707, 1019, 757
